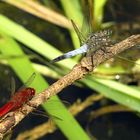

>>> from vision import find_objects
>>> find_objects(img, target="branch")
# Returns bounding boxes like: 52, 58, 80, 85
16, 94, 104, 140
0, 34, 139, 139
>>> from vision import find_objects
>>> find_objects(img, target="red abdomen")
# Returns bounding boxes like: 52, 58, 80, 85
0, 87, 35, 117
0, 102, 14, 117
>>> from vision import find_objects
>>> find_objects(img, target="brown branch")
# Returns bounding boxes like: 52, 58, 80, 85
17, 96, 132, 140
16, 94, 104, 140
86, 104, 132, 138
89, 104, 132, 120
0, 34, 139, 139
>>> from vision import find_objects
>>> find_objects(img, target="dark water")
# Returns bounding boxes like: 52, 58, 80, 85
0, 1, 140, 140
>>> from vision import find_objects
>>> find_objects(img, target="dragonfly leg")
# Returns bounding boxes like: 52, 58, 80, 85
84, 49, 95, 71
90, 56, 94, 72
20, 107, 29, 116
100, 46, 114, 60
26, 101, 38, 109
15, 101, 37, 117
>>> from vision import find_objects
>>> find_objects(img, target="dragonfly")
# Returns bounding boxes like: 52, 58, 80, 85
0, 73, 36, 118
51, 20, 140, 72
0, 73, 70, 120
51, 20, 113, 63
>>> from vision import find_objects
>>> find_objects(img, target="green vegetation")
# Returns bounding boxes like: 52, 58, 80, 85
0, 1, 139, 139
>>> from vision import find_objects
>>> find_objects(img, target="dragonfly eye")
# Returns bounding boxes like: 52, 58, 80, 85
30, 88, 35, 96
26, 88, 35, 96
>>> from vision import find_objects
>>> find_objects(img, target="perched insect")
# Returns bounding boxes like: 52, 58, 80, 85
51, 20, 112, 63
51, 2, 140, 68
0, 73, 36, 117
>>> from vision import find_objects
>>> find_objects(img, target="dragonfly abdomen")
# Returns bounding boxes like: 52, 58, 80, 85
51, 44, 88, 63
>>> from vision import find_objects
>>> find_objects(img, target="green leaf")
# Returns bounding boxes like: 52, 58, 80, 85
0, 32, 90, 140
82, 77, 140, 112
93, 0, 108, 28
60, 0, 83, 49
0, 14, 76, 69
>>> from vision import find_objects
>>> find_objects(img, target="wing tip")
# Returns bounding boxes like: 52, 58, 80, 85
50, 59, 57, 63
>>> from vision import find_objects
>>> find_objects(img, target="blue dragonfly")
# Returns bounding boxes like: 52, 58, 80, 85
51, 20, 112, 63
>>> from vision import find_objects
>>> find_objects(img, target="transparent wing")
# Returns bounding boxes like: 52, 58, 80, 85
10, 77, 16, 97
81, 0, 93, 36
31, 109, 63, 120
86, 30, 113, 57
116, 45, 140, 69
24, 73, 36, 87
71, 20, 86, 45
51, 20, 87, 63
31, 99, 71, 120
18, 73, 36, 91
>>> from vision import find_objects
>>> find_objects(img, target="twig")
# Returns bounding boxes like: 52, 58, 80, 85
16, 94, 104, 140
0, 34, 139, 139
89, 104, 132, 120
86, 104, 132, 138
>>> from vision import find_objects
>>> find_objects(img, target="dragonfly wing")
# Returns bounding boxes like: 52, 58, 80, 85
31, 99, 71, 120
116, 45, 140, 68
24, 73, 36, 87
81, 0, 93, 37
18, 73, 36, 91
51, 20, 87, 63
10, 77, 16, 97
86, 30, 113, 57
71, 20, 86, 45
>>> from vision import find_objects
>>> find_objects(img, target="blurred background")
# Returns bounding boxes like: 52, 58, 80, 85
0, 0, 140, 140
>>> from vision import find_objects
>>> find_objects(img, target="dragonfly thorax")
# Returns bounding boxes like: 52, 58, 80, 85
82, 30, 113, 56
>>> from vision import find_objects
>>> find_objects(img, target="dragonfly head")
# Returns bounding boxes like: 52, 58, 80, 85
26, 87, 35, 97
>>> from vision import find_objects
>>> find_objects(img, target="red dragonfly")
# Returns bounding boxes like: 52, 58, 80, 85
0, 73, 36, 117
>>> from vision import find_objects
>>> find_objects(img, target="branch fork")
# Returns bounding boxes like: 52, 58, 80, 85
0, 34, 139, 139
